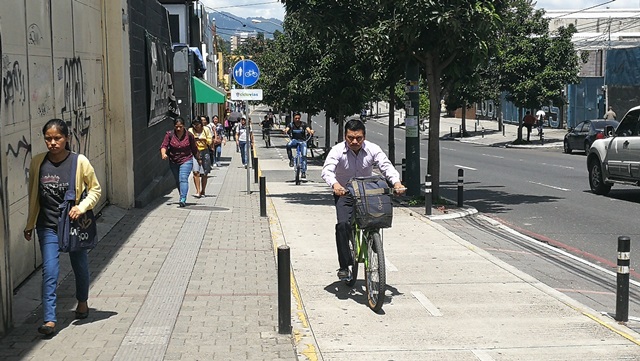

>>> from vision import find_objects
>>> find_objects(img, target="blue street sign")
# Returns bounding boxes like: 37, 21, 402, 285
233, 59, 260, 87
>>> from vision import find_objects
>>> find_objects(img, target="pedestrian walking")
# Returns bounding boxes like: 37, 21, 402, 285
235, 116, 254, 168
24, 118, 102, 336
604, 106, 617, 120
189, 118, 213, 198
522, 111, 536, 142
160, 117, 198, 207
224, 116, 232, 141
212, 115, 226, 167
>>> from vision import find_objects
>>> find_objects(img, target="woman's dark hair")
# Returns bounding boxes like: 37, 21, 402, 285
42, 118, 69, 137
345, 119, 366, 135
42, 118, 71, 150
191, 120, 202, 128
173, 117, 185, 125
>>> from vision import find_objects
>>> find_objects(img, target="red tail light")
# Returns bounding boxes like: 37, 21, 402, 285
596, 132, 605, 139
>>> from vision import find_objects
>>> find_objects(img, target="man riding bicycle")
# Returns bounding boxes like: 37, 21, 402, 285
321, 119, 405, 280
283, 112, 314, 178
260, 115, 274, 139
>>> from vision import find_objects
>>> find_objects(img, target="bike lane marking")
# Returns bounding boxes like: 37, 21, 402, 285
472, 349, 496, 361
411, 290, 442, 316
527, 180, 570, 192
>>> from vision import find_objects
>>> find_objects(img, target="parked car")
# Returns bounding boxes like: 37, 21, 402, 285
587, 106, 640, 195
564, 119, 619, 154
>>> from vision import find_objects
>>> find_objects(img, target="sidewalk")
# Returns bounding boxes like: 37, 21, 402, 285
2, 111, 639, 360
1, 143, 297, 360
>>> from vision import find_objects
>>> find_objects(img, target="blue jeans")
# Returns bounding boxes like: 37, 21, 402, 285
286, 139, 308, 172
169, 158, 193, 202
213, 144, 222, 165
239, 141, 248, 165
37, 227, 89, 323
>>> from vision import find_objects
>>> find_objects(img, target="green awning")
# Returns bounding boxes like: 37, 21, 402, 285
192, 77, 226, 104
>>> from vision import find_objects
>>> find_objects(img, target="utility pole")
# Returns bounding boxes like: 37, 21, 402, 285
404, 60, 421, 196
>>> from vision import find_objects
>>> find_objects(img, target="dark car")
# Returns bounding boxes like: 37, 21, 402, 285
564, 119, 619, 154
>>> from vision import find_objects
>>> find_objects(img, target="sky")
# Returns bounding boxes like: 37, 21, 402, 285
201, 0, 640, 21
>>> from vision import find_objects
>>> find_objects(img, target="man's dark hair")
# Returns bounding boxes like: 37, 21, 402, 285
345, 119, 366, 135
293, 112, 301, 117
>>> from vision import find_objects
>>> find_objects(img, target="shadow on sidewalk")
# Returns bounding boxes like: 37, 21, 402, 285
268, 191, 333, 206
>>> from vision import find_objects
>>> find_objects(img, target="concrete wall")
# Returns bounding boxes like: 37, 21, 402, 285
128, 0, 176, 207
0, 0, 108, 334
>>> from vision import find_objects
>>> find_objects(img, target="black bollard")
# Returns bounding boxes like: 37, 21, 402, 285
401, 158, 406, 183
253, 157, 259, 183
615, 236, 631, 322
278, 246, 291, 334
259, 176, 267, 217
425, 174, 432, 216
457, 168, 464, 207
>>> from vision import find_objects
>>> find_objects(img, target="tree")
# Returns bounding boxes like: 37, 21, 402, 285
497, 0, 581, 142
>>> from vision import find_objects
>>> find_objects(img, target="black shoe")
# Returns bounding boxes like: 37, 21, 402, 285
301, 172, 306, 179
75, 310, 89, 319
38, 323, 56, 335
337, 268, 350, 280
289, 159, 294, 167
179, 201, 186, 208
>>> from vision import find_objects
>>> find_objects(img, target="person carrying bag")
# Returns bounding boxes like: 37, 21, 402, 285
24, 118, 102, 336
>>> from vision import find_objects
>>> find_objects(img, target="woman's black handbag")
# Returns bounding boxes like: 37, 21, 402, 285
57, 153, 97, 253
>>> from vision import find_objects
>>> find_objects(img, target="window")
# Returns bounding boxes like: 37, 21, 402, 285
616, 110, 640, 137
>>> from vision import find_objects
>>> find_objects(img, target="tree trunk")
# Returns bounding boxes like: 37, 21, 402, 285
325, 114, 331, 149
517, 108, 523, 141
424, 56, 442, 202
388, 83, 396, 165
337, 108, 344, 142
461, 103, 467, 137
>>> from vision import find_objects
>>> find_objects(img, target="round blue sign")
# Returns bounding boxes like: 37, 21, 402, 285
233, 60, 260, 87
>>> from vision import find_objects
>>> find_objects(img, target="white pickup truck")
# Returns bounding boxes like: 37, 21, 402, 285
587, 106, 640, 195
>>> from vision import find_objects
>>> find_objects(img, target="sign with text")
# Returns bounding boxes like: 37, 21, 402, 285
405, 116, 419, 137
231, 89, 263, 100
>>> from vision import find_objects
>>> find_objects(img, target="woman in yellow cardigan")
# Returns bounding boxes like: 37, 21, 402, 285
24, 118, 101, 336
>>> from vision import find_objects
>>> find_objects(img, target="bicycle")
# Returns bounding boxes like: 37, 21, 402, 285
344, 179, 404, 312
288, 133, 313, 185
262, 127, 271, 148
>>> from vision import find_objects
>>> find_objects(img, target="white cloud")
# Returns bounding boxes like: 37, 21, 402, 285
201, 0, 285, 20
535, 0, 639, 10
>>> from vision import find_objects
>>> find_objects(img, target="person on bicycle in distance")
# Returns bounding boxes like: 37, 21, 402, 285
321, 119, 405, 280
283, 112, 314, 178
260, 115, 274, 140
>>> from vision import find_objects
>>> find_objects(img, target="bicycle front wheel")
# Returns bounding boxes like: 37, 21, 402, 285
345, 227, 359, 287
365, 231, 386, 312
294, 162, 301, 185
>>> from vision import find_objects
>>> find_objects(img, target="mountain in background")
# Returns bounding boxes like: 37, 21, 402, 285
211, 11, 282, 41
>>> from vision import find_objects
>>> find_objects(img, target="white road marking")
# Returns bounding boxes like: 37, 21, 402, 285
540, 162, 575, 170
385, 257, 398, 272
482, 153, 504, 159
454, 165, 477, 171
442, 147, 457, 151
411, 291, 442, 316
527, 181, 570, 192
472, 350, 495, 361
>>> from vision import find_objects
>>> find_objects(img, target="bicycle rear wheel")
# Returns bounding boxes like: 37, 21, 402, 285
345, 227, 359, 287
365, 231, 386, 312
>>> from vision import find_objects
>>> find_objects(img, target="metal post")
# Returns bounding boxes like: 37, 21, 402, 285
457, 168, 464, 207
459, 125, 462, 138
277, 246, 291, 334
425, 174, 432, 216
401, 158, 406, 183
253, 157, 259, 183
475, 123, 477, 133
259, 176, 267, 217
246, 125, 251, 195
615, 236, 630, 322
450, 127, 453, 137
482, 128, 485, 138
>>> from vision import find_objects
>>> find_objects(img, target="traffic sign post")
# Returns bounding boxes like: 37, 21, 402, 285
233, 59, 260, 87
232, 59, 261, 195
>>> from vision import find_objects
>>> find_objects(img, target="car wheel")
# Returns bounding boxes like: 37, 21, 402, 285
588, 159, 611, 195
563, 139, 572, 154
584, 140, 591, 154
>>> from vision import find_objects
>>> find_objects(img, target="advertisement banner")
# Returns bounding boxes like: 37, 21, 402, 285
146, 32, 179, 127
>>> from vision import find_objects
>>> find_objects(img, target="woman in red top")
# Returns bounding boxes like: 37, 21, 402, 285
160, 117, 198, 207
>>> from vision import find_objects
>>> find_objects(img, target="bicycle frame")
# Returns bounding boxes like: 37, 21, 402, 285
352, 223, 380, 267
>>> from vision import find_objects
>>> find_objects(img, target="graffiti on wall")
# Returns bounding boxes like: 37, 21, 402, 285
5, 135, 31, 182
27, 23, 43, 46
2, 57, 27, 123
59, 57, 91, 155
146, 31, 179, 127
